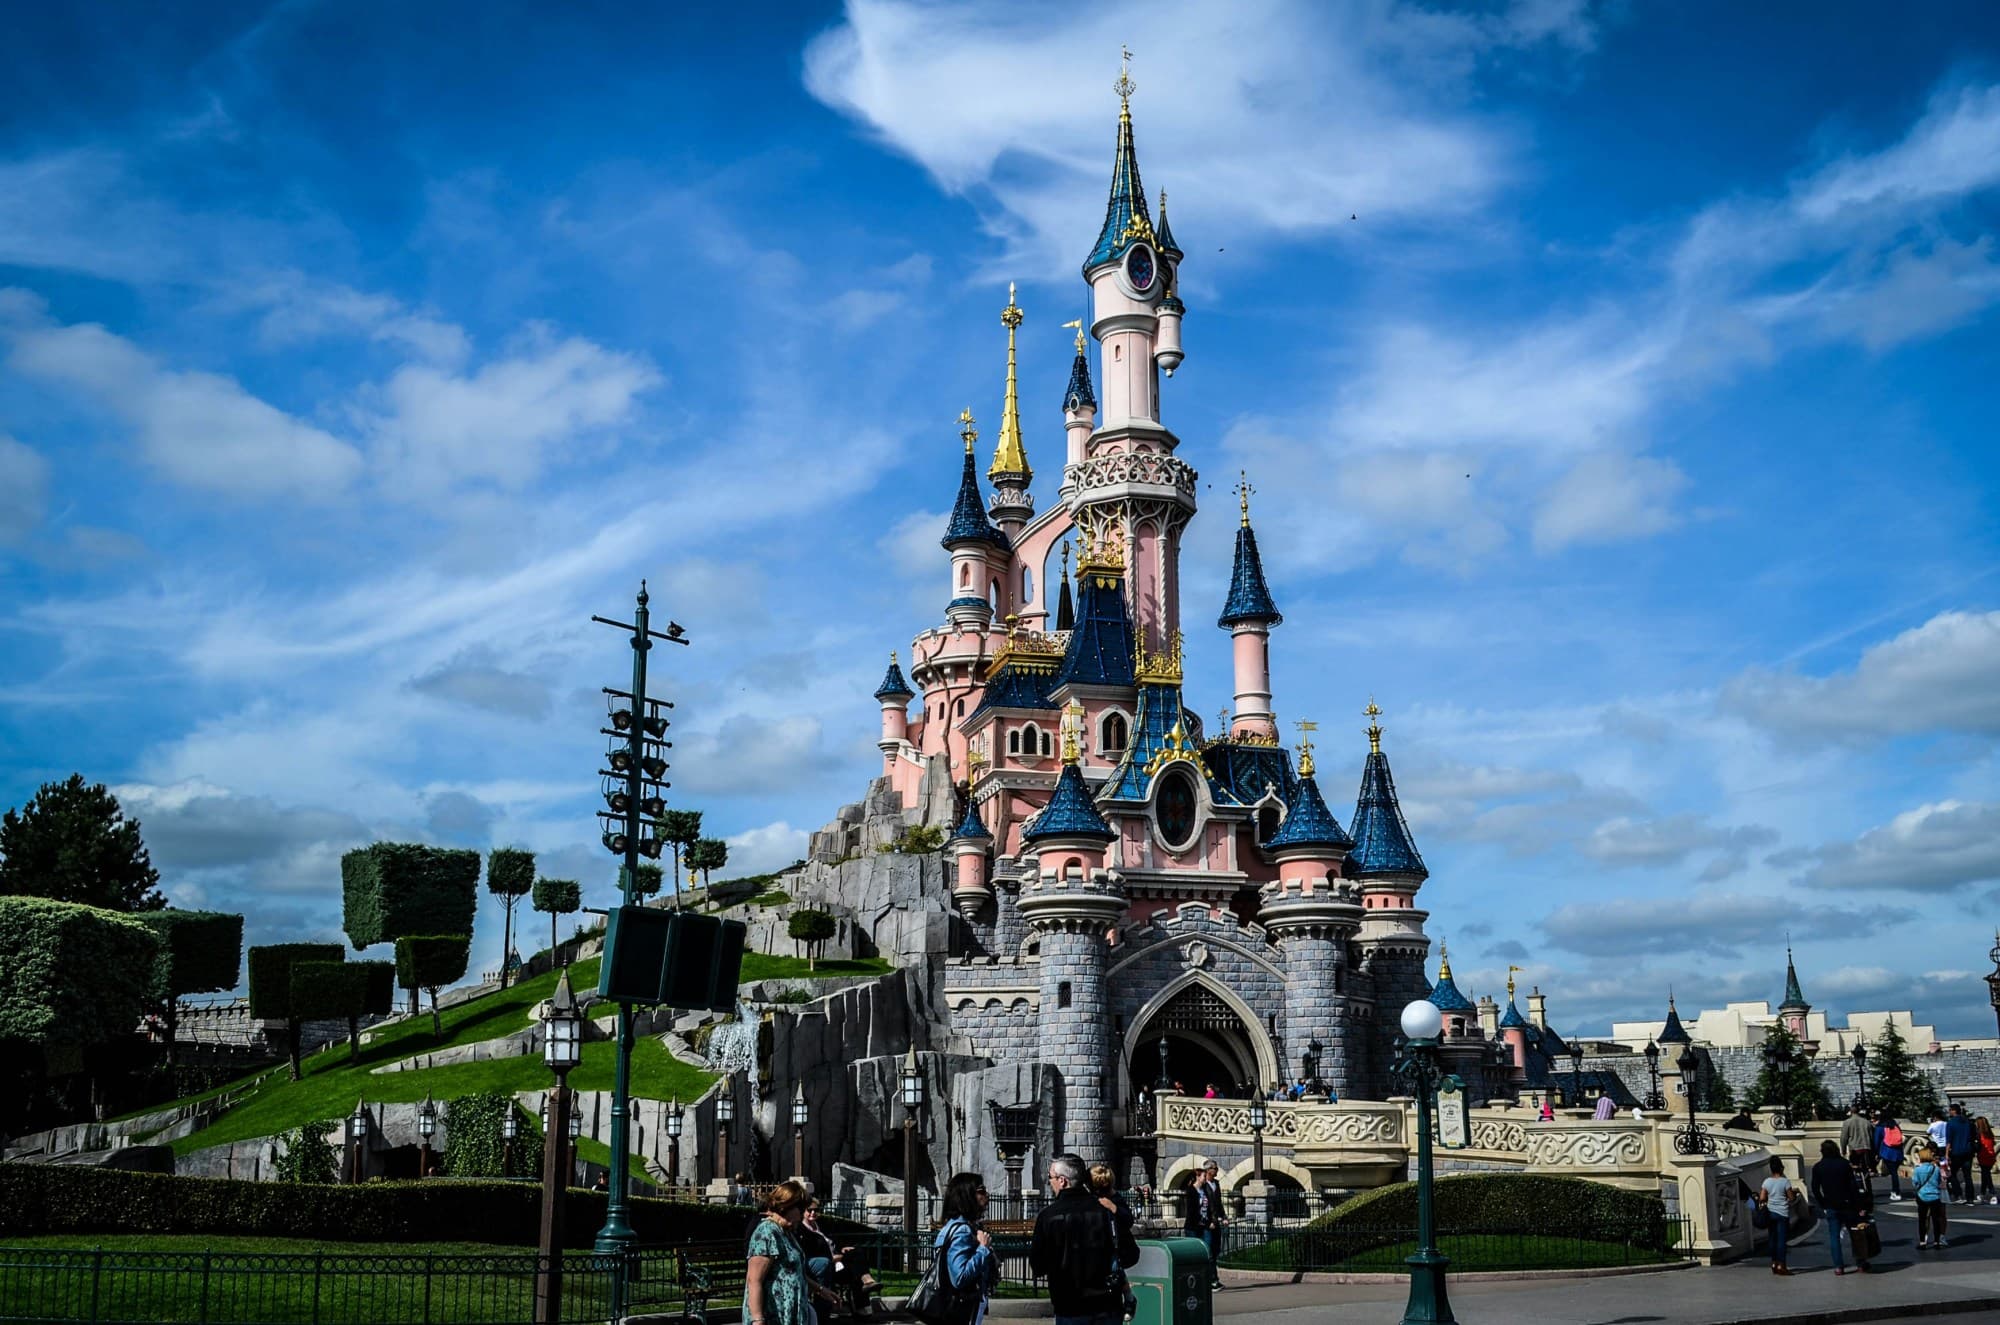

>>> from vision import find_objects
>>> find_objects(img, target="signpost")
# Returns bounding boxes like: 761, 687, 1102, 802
1436, 1077, 1469, 1150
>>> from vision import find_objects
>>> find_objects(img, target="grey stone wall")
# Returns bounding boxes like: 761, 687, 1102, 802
1270, 931, 1353, 1096
1037, 925, 1115, 1159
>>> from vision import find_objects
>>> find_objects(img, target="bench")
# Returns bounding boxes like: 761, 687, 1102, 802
675, 1240, 748, 1325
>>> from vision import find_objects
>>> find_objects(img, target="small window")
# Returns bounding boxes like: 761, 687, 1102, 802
1158, 769, 1197, 850
1040, 728, 1053, 757
989, 579, 1001, 611
1257, 803, 1280, 842
961, 563, 971, 587
956, 699, 965, 718
1101, 712, 1129, 753
1059, 981, 1072, 1009
1022, 567, 1033, 602
1008, 729, 1021, 756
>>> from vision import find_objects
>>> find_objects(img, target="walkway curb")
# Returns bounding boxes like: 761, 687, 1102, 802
1219, 1258, 1696, 1286
1694, 1299, 2000, 1325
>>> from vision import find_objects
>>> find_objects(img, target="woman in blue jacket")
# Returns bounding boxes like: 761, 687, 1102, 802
935, 1171, 1000, 1325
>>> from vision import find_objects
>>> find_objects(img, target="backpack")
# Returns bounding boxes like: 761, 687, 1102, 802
1882, 1125, 1903, 1149
910, 1221, 977, 1325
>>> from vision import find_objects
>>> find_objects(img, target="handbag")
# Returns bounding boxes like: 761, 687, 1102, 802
1749, 1198, 1771, 1231
1851, 1219, 1882, 1261
908, 1223, 975, 1325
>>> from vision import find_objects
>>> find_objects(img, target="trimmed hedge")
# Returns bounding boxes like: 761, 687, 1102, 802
485, 848, 536, 898
1311, 1173, 1666, 1240
395, 935, 471, 993
531, 878, 581, 916
0, 1163, 765, 1248
141, 910, 243, 1001
0, 897, 161, 1046
245, 944, 345, 1022
340, 844, 481, 950
290, 962, 375, 1020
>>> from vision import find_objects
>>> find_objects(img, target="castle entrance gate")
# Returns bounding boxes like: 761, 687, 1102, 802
1124, 979, 1273, 1102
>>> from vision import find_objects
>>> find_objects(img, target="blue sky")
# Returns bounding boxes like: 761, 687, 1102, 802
3, 1, 1998, 1036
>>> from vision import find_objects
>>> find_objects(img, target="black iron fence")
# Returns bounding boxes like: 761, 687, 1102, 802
1218, 1216, 1695, 1273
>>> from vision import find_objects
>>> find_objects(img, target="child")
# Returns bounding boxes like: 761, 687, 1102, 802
1912, 1145, 1949, 1248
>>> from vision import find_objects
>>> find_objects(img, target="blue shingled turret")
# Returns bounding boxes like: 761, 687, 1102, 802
1023, 760, 1114, 843
1054, 557, 1136, 689
1498, 999, 1528, 1030
1064, 345, 1097, 416
1084, 98, 1154, 275
1266, 768, 1354, 851
1427, 947, 1475, 1013
1349, 710, 1428, 880
1218, 522, 1282, 628
951, 795, 993, 842
942, 446, 1009, 551
1657, 995, 1692, 1045
873, 654, 913, 701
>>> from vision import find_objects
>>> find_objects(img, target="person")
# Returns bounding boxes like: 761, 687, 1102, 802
801, 1198, 867, 1317
1724, 1109, 1758, 1131
734, 1172, 755, 1207
1089, 1163, 1141, 1319
590, 1171, 609, 1193
1927, 1109, 1949, 1154
1840, 1103, 1874, 1174
1593, 1094, 1617, 1121
1912, 1144, 1948, 1247
935, 1172, 999, 1325
1945, 1103, 1976, 1203
745, 1181, 814, 1325
1875, 1115, 1906, 1200
1755, 1158, 1798, 1274
1031, 1154, 1135, 1325
1202, 1083, 1218, 1100
1181, 1161, 1224, 1288
1975, 1116, 1997, 1205
1538, 1099, 1555, 1122
1809, 1139, 1870, 1274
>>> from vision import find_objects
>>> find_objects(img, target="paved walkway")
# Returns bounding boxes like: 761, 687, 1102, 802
1212, 1203, 2000, 1325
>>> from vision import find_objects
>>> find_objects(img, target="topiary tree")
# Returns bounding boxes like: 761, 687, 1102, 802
657, 810, 703, 897
685, 838, 728, 890
1866, 1020, 1941, 1121
246, 943, 345, 1080
0, 897, 161, 1049
395, 935, 472, 1038
1744, 1024, 1834, 1122
628, 863, 664, 899
787, 909, 838, 971
532, 878, 582, 960
273, 1120, 340, 1184
140, 909, 243, 1073
0, 774, 165, 912
486, 848, 536, 990
292, 959, 394, 1060
340, 842, 480, 948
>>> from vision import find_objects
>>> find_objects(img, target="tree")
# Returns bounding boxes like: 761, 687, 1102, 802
532, 878, 582, 960
630, 863, 664, 898
341, 843, 479, 1012
787, 909, 838, 972
291, 959, 394, 1059
246, 943, 345, 1080
1703, 1073, 1736, 1114
0, 897, 161, 1048
0, 774, 165, 912
140, 910, 243, 1073
1865, 1021, 1941, 1121
686, 838, 728, 890
486, 848, 536, 990
273, 1120, 340, 1184
1744, 1024, 1834, 1122
394, 935, 472, 1038
658, 810, 703, 897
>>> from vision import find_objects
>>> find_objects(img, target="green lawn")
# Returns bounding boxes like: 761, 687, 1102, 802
736, 953, 891, 982
572, 1135, 656, 1186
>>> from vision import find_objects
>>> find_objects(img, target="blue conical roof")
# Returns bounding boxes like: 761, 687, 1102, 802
1428, 971, 1475, 1013
873, 656, 913, 701
1054, 562, 1136, 689
1779, 950, 1808, 1011
951, 796, 992, 842
1658, 997, 1692, 1045
941, 447, 1009, 551
1349, 749, 1427, 880
1154, 189, 1182, 260
1218, 523, 1281, 628
1498, 1000, 1528, 1030
1064, 348, 1096, 416
1055, 569, 1076, 632
1084, 104, 1154, 274
1023, 760, 1114, 843
1266, 773, 1353, 851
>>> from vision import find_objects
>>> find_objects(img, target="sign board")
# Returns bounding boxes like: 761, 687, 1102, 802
1436, 1077, 1470, 1149
600, 905, 746, 1009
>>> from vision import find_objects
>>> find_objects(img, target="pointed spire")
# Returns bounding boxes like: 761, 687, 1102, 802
1155, 188, 1182, 261
1055, 540, 1136, 687
1658, 993, 1692, 1045
1498, 964, 1527, 1028
873, 650, 914, 701
1085, 51, 1156, 275
1023, 702, 1114, 843
1266, 755, 1354, 852
1062, 319, 1097, 416
1055, 542, 1076, 631
1218, 473, 1281, 628
1428, 942, 1475, 1013
941, 410, 1009, 550
1779, 946, 1808, 1011
1349, 700, 1426, 879
950, 793, 993, 842
989, 284, 1031, 481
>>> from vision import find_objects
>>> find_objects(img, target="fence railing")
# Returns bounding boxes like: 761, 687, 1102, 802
1218, 1217, 1696, 1273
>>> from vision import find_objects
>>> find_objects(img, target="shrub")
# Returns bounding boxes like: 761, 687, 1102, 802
628, 863, 664, 898
291, 960, 394, 1059
888, 824, 946, 854
272, 1121, 339, 1184
1309, 1173, 1666, 1249
0, 897, 162, 1047
0, 774, 165, 912
340, 843, 481, 950
786, 910, 838, 971
142, 910, 244, 1004
531, 878, 582, 956
0, 1164, 787, 1248
395, 935, 472, 1037
442, 1091, 538, 1180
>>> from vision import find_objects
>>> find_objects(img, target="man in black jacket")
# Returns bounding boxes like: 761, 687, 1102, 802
1810, 1138, 1871, 1274
1031, 1154, 1138, 1325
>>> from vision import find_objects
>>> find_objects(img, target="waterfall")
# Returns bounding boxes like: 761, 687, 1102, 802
703, 1002, 761, 1076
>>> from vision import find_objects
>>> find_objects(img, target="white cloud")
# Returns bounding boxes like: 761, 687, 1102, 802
1797, 799, 2000, 892
226, 271, 471, 365
1541, 890, 1892, 957
2, 294, 362, 500
878, 509, 948, 580
726, 821, 811, 876
0, 435, 49, 543
1532, 451, 1688, 552
1721, 610, 2000, 743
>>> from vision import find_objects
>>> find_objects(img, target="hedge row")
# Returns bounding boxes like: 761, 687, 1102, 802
0, 897, 161, 1046
1311, 1173, 1666, 1240
0, 1164, 762, 1249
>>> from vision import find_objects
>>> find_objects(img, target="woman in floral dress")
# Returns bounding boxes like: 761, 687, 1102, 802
746, 1180, 815, 1325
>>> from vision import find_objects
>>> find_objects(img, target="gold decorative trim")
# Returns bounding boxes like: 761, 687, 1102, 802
1134, 630, 1184, 686
1143, 721, 1202, 777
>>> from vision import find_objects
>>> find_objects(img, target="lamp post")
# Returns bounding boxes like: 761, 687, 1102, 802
1986, 932, 2000, 1040
1155, 1037, 1172, 1091
1247, 1091, 1267, 1182
346, 1097, 370, 1186
1302, 1040, 1323, 1094
536, 971, 583, 1325
1672, 1047, 1715, 1156
1568, 1048, 1583, 1109
1851, 1044, 1869, 1112
791, 1082, 809, 1182
990, 1101, 1039, 1219
665, 1098, 683, 1189
417, 1093, 438, 1178
715, 1084, 735, 1184
1642, 1040, 1664, 1111
503, 1105, 520, 1178
1392, 1000, 1456, 1325
901, 1048, 924, 1235
1762, 1038, 1797, 1130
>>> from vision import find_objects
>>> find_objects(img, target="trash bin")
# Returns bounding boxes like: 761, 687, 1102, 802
1128, 1238, 1213, 1325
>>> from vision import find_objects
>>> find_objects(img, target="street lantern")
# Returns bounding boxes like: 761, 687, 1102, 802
346, 1097, 370, 1186
1642, 1040, 1663, 1111
537, 971, 583, 1325
568, 1111, 583, 1141
1568, 1046, 1584, 1108
1247, 1091, 1268, 1183
504, 1108, 521, 1140
1761, 1037, 1797, 1129
1986, 931, 2000, 1040
901, 1046, 925, 1109
502, 1104, 519, 1178
1392, 999, 1454, 1325
666, 1098, 684, 1139
1155, 1037, 1172, 1090
662, 1097, 683, 1190
1851, 1043, 1869, 1111
543, 982, 583, 1073
714, 1081, 735, 1185
416, 1093, 438, 1180
1672, 1046, 1714, 1156
791, 1081, 810, 1182
901, 1047, 925, 1236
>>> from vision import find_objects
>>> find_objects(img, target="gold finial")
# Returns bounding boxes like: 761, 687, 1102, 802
1060, 540, 1071, 579
1507, 964, 1522, 1002
1133, 630, 1185, 685
1365, 697, 1383, 754
1237, 470, 1254, 527
1063, 318, 1085, 354
968, 746, 988, 780
1219, 707, 1231, 738
958, 407, 977, 454
1295, 719, 1318, 778
1438, 941, 1452, 981
1115, 45, 1135, 108
991, 284, 1028, 479
890, 649, 898, 664
1062, 699, 1085, 764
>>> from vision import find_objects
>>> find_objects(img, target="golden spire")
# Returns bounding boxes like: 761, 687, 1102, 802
1062, 699, 1084, 764
1438, 941, 1452, 981
990, 283, 1029, 479
1060, 540, 1071, 580
1365, 697, 1383, 754
1063, 318, 1085, 354
1295, 719, 1318, 777
1237, 470, 1254, 528
1507, 964, 1522, 1002
1115, 45, 1135, 114
958, 408, 977, 455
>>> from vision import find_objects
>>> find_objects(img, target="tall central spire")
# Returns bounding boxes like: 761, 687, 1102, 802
990, 283, 1029, 480
1085, 51, 1155, 274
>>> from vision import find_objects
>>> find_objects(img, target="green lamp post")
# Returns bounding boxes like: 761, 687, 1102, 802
1393, 998, 1456, 1325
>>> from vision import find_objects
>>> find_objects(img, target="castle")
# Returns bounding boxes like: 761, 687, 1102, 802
856, 80, 1535, 1169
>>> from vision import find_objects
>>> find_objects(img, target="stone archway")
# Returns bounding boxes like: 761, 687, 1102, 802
1123, 972, 1280, 1104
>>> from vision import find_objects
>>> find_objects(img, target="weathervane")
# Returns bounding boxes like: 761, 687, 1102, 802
1063, 318, 1085, 353
1237, 471, 1255, 527
1295, 719, 1318, 776
958, 407, 977, 453
1115, 45, 1136, 104
1365, 697, 1383, 753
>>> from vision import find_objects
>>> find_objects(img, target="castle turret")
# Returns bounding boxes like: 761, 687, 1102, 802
1153, 190, 1184, 376
873, 652, 914, 776
942, 410, 1009, 630
987, 285, 1034, 533
1498, 972, 1529, 1075
1259, 730, 1363, 1096
949, 782, 994, 918
1061, 321, 1096, 482
1778, 948, 1810, 1040
1657, 994, 1692, 1045
1218, 475, 1282, 741
1018, 707, 1122, 1157
1350, 702, 1432, 1095
1427, 943, 1476, 1037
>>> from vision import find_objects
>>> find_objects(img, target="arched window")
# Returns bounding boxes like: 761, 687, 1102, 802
1101, 712, 1129, 754
955, 699, 965, 718
1257, 802, 1280, 843
989, 579, 1000, 611
1040, 728, 1053, 758
1008, 729, 1021, 756
1157, 768, 1197, 850
1020, 723, 1040, 756
960, 563, 971, 587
